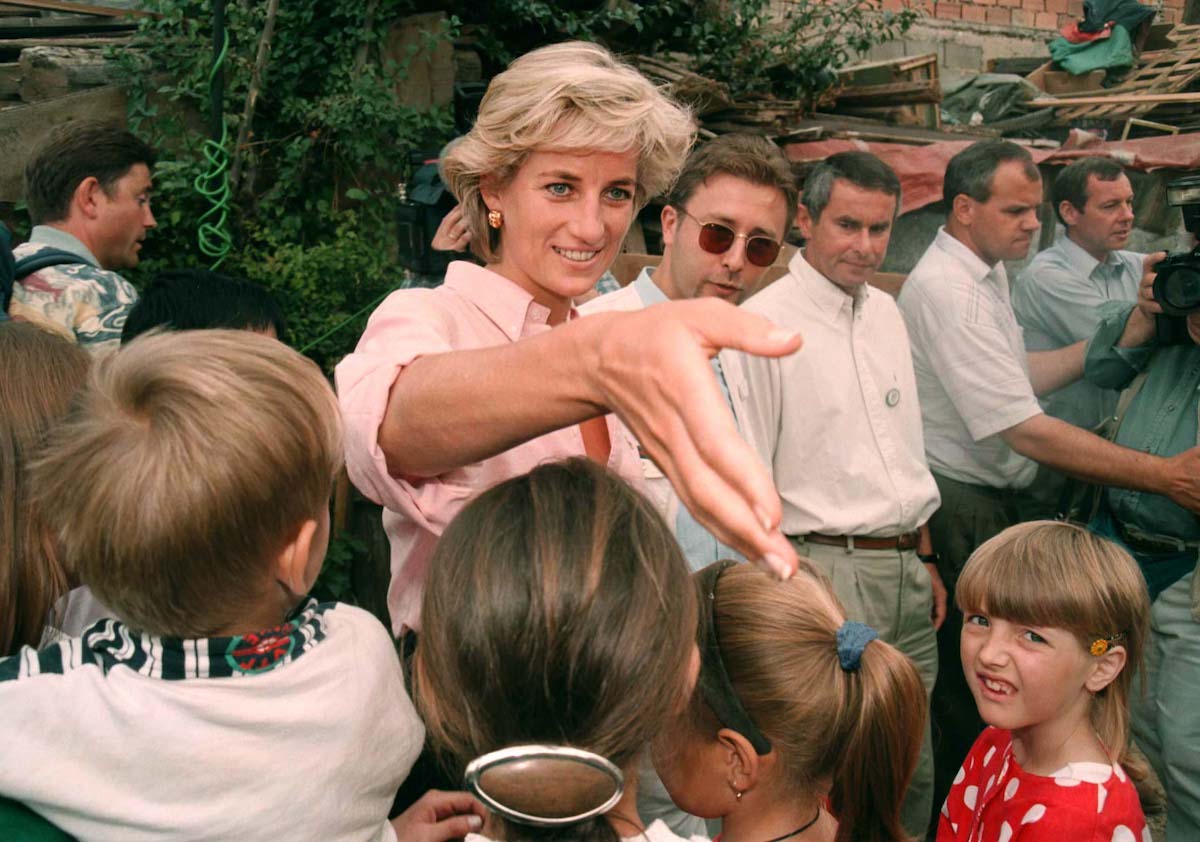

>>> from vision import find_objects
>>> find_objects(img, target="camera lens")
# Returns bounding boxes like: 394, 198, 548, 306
1165, 267, 1200, 311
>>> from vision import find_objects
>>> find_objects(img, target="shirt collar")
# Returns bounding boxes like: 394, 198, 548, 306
76, 598, 331, 680
934, 226, 997, 285
789, 248, 866, 319
29, 225, 101, 268
632, 265, 670, 305
1058, 233, 1120, 279
443, 261, 556, 341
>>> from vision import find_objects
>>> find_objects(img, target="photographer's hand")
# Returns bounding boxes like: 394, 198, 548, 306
1118, 252, 1167, 348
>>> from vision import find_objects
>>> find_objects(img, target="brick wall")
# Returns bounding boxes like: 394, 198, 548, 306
879, 0, 1186, 28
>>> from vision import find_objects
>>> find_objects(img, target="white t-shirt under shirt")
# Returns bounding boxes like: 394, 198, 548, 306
0, 600, 424, 841
466, 819, 710, 842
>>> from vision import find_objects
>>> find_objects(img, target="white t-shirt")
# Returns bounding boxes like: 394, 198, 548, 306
0, 600, 424, 842
466, 819, 710, 842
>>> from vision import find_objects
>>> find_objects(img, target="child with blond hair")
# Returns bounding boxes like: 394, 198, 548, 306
0, 330, 481, 842
653, 559, 927, 842
939, 521, 1151, 841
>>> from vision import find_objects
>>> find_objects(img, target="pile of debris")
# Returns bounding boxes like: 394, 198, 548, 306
0, 0, 143, 107
633, 51, 1004, 148
1025, 22, 1200, 138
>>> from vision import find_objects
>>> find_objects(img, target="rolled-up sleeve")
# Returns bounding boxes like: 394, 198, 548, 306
335, 289, 457, 524
1083, 301, 1156, 391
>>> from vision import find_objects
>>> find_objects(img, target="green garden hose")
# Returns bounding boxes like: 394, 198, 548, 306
195, 1, 232, 268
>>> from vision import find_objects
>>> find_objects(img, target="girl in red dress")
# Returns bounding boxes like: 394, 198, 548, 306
939, 521, 1152, 842
653, 559, 927, 842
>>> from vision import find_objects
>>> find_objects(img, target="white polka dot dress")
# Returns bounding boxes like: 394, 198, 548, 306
936, 728, 1148, 841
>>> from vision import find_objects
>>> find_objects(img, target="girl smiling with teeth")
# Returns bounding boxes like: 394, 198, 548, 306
939, 521, 1152, 842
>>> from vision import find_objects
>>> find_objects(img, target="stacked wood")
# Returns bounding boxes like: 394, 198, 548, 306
18, 44, 117, 101
632, 54, 734, 115
829, 54, 941, 129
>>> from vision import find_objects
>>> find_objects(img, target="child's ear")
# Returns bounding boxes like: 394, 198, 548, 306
274, 518, 320, 598
1085, 644, 1128, 694
717, 728, 772, 796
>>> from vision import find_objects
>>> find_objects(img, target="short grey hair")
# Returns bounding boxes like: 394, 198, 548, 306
801, 151, 901, 221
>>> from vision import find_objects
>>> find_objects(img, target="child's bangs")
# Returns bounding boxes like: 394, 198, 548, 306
956, 526, 1105, 636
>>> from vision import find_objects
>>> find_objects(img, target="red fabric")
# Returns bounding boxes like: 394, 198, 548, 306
937, 727, 1147, 841
1059, 20, 1114, 43
783, 131, 1200, 215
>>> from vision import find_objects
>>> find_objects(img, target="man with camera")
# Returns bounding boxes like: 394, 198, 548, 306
1011, 157, 1148, 517
1083, 175, 1200, 841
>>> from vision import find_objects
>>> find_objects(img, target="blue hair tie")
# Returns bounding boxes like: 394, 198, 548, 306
836, 620, 879, 671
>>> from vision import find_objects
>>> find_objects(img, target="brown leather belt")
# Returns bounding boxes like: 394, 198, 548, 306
801, 531, 920, 551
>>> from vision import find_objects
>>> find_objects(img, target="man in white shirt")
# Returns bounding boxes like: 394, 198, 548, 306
1011, 156, 1146, 516
581, 133, 797, 570
723, 151, 943, 837
898, 139, 1200, 822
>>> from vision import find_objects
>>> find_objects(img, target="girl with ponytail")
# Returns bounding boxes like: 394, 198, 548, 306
414, 458, 707, 842
654, 560, 925, 842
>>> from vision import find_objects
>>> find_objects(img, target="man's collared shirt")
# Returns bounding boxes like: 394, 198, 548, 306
579, 266, 743, 568
1085, 300, 1200, 544
9, 225, 138, 355
722, 249, 940, 538
898, 227, 1042, 489
336, 261, 642, 635
1012, 235, 1143, 431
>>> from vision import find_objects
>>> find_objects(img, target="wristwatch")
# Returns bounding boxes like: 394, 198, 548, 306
918, 552, 940, 566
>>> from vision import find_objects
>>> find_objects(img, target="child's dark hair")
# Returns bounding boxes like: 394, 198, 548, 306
121, 269, 286, 344
414, 458, 698, 842
0, 322, 90, 655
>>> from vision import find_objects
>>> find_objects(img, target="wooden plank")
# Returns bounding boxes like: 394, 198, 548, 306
19, 45, 116, 101
839, 52, 937, 77
1031, 91, 1200, 107
0, 84, 126, 201
0, 0, 156, 17
0, 18, 135, 37
833, 79, 941, 104
0, 35, 128, 52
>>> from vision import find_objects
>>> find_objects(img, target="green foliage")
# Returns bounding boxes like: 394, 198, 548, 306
468, 0, 919, 104
112, 0, 457, 368
311, 531, 366, 605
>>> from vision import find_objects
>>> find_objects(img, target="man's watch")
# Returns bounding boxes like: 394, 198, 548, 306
918, 552, 940, 566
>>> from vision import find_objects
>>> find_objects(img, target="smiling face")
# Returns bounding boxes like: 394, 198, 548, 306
799, 179, 896, 293
1062, 173, 1135, 260
481, 148, 638, 320
960, 608, 1106, 757
92, 163, 156, 270
959, 161, 1042, 266
658, 173, 790, 303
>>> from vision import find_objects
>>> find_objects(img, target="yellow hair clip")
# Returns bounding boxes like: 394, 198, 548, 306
1090, 632, 1126, 657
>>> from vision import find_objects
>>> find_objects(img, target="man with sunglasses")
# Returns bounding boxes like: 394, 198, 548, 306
722, 150, 942, 839
580, 133, 797, 570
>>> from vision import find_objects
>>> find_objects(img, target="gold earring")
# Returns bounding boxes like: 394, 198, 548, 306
487, 209, 503, 229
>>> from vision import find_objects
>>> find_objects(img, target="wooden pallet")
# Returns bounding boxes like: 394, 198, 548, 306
831, 53, 941, 129
1054, 23, 1200, 123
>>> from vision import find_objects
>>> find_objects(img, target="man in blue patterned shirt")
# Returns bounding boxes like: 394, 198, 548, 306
8, 122, 157, 355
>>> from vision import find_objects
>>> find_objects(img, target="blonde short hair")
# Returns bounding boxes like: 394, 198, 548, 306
31, 330, 342, 636
443, 40, 695, 262
958, 521, 1151, 771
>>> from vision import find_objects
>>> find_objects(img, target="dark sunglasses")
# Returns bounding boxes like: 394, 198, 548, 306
678, 209, 782, 268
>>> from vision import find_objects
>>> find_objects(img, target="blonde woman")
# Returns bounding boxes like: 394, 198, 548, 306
337, 41, 801, 638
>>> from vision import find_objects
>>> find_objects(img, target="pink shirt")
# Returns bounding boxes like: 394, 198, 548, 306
336, 261, 642, 635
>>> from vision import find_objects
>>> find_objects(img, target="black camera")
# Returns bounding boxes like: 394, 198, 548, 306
1151, 174, 1200, 343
